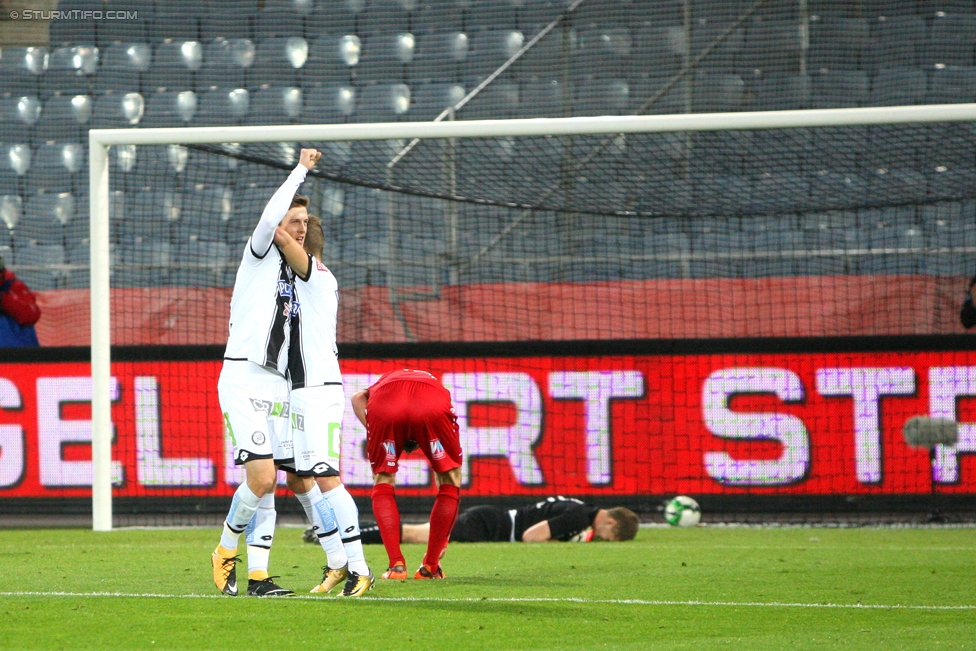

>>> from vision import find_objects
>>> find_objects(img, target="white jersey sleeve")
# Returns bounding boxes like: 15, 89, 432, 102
223, 167, 310, 375
288, 256, 341, 389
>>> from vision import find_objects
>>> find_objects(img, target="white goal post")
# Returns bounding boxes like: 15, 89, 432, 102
88, 103, 976, 530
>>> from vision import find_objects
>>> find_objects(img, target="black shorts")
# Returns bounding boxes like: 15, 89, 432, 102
449, 505, 512, 543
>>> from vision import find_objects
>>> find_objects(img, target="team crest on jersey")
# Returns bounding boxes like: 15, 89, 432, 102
429, 438, 446, 460
384, 440, 397, 466
252, 431, 266, 446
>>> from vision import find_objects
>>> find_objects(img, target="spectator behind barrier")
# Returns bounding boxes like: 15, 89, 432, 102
0, 256, 40, 347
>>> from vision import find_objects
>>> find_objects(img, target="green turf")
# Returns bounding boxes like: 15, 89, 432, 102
0, 526, 973, 650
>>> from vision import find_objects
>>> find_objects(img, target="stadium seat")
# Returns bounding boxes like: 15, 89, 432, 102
27, 143, 84, 195
192, 88, 250, 126
201, 13, 254, 42
863, 0, 919, 18
0, 195, 22, 235
753, 73, 811, 110
867, 15, 925, 69
226, 184, 277, 245
573, 78, 630, 116
310, 0, 360, 35
465, 0, 518, 32
91, 92, 145, 127
926, 65, 976, 103
692, 72, 746, 112
356, 33, 415, 83
116, 239, 173, 287
196, 39, 255, 91
869, 67, 927, 106
0, 96, 42, 136
807, 17, 869, 72
691, 0, 753, 23
183, 147, 239, 187
0, 145, 32, 182
572, 24, 632, 80
173, 241, 232, 286
248, 37, 308, 87
408, 83, 465, 121
304, 34, 360, 86
811, 70, 868, 108
351, 83, 411, 122
413, 0, 464, 32
149, 12, 201, 43
925, 219, 976, 275
120, 144, 189, 192
300, 84, 356, 123
18, 192, 76, 241
99, 0, 153, 45
694, 174, 750, 215
744, 230, 807, 278
12, 243, 66, 290
49, 0, 101, 45
739, 18, 803, 74
409, 30, 468, 84
457, 80, 518, 119
143, 40, 203, 93
518, 78, 566, 118
691, 131, 754, 176
41, 45, 98, 97
691, 22, 744, 74
120, 190, 182, 240
360, 0, 414, 36
93, 43, 152, 94
808, 171, 869, 210
630, 75, 688, 114
464, 29, 525, 80
245, 86, 303, 124
142, 90, 198, 127
0, 47, 48, 96
925, 13, 976, 67
750, 173, 810, 215
866, 169, 927, 205
865, 123, 928, 169
631, 25, 685, 77
173, 185, 233, 243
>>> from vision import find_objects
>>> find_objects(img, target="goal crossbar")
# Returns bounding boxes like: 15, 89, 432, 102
87, 103, 976, 530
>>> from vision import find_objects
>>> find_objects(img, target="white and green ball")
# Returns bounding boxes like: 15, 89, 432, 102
664, 495, 701, 527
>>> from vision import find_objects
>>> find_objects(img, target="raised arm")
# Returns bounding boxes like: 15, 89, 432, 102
274, 226, 311, 279
249, 149, 321, 258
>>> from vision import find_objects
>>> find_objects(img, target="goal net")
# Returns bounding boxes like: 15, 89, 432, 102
35, 105, 976, 529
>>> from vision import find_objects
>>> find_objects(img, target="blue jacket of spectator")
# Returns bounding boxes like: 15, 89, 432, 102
0, 311, 38, 347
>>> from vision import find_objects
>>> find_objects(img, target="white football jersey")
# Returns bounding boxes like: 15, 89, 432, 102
224, 243, 295, 376
287, 255, 341, 389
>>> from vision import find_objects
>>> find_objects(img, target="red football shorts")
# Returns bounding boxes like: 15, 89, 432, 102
366, 380, 462, 475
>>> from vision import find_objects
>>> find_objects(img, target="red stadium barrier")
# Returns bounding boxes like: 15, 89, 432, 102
33, 275, 970, 346
2, 350, 976, 501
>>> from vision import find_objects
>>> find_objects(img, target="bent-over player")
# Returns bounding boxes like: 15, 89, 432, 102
211, 148, 344, 597
360, 496, 639, 544
273, 215, 373, 597
351, 369, 462, 580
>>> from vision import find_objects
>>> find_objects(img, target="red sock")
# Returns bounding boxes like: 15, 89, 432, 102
371, 483, 404, 568
423, 484, 460, 570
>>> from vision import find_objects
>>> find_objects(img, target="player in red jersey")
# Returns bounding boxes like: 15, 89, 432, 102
351, 369, 462, 580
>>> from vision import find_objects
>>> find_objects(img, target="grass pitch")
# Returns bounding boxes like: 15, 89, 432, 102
0, 526, 973, 650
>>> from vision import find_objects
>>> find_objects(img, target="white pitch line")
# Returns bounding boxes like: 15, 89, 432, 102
0, 592, 972, 610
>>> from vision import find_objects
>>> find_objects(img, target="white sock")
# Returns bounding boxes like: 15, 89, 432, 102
294, 484, 348, 570
245, 493, 276, 578
323, 484, 369, 575
221, 483, 261, 550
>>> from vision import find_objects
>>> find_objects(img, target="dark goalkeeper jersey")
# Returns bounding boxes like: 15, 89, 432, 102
512, 496, 599, 542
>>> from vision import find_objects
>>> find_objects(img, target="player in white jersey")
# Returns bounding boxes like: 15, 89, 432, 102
274, 215, 374, 597
211, 148, 346, 597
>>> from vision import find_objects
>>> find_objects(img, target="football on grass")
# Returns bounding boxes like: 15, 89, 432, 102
664, 495, 701, 527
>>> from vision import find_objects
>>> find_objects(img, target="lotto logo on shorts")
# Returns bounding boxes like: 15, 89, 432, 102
384, 440, 397, 466
430, 438, 446, 460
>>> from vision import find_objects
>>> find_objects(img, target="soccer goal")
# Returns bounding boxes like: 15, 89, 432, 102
86, 103, 976, 530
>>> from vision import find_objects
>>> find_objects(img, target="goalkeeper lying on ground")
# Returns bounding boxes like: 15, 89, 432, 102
305, 496, 639, 544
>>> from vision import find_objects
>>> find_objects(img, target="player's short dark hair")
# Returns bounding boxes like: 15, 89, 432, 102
290, 194, 310, 210
304, 214, 325, 261
608, 507, 639, 541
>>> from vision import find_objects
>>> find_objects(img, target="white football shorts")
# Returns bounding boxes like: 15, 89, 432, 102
218, 360, 293, 465
287, 384, 344, 477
